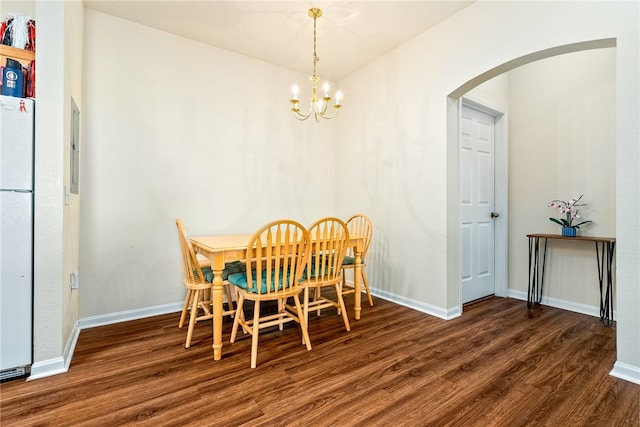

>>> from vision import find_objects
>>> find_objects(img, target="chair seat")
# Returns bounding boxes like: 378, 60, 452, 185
201, 260, 246, 282
228, 269, 292, 293
303, 264, 340, 281
341, 256, 366, 267
302, 258, 333, 280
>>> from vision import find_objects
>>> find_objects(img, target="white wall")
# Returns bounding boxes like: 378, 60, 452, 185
25, 0, 83, 379
0, 2, 34, 19
31, 0, 65, 373
466, 74, 509, 112
80, 10, 338, 318
337, 1, 638, 372
508, 48, 616, 307
62, 0, 83, 363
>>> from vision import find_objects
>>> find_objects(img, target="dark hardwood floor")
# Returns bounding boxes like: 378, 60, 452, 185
1, 295, 638, 426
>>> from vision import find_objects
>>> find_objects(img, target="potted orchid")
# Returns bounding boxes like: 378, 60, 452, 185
548, 195, 592, 237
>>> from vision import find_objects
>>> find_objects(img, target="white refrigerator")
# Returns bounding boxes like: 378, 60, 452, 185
0, 94, 34, 380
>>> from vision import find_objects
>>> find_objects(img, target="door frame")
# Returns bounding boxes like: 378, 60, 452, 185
459, 96, 508, 307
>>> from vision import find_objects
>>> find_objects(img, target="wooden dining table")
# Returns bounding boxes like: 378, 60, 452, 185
190, 232, 365, 360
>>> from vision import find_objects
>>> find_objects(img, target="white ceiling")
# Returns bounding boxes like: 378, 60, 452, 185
83, 1, 474, 81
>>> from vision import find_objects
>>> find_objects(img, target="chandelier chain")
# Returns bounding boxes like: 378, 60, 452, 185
313, 13, 318, 80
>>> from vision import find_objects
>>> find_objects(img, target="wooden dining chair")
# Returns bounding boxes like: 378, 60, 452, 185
176, 218, 238, 348
300, 217, 351, 333
227, 219, 312, 368
341, 213, 374, 307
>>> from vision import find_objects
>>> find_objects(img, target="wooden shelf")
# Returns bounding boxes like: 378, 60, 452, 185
0, 45, 35, 67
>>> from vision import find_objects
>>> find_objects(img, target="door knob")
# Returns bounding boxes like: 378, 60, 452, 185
490, 212, 500, 218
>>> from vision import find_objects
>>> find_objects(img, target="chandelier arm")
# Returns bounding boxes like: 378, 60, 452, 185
293, 96, 340, 121
292, 101, 314, 120
294, 109, 313, 121
319, 106, 341, 120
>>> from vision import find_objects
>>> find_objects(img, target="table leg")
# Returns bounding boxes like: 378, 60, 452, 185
353, 248, 362, 320
211, 257, 225, 360
595, 241, 615, 327
528, 237, 547, 308
607, 242, 615, 325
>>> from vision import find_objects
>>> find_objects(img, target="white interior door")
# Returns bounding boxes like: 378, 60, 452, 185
460, 104, 496, 304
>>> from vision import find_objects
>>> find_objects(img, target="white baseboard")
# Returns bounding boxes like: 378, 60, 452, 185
371, 288, 461, 320
507, 289, 615, 321
64, 319, 81, 370
28, 357, 67, 381
367, 285, 608, 322
28, 319, 81, 381
610, 361, 640, 385
79, 302, 183, 329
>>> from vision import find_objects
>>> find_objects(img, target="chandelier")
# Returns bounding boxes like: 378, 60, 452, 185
290, 8, 342, 122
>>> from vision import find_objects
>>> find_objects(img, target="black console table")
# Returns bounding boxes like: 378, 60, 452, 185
527, 234, 616, 327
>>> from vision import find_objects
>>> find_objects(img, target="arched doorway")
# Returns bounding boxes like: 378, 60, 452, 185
446, 38, 617, 312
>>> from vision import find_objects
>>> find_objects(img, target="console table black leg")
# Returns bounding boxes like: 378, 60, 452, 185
528, 237, 536, 308
540, 238, 547, 304
528, 237, 546, 308
596, 241, 615, 327
608, 242, 615, 325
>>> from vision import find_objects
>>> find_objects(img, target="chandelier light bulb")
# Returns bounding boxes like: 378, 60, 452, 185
323, 82, 330, 97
